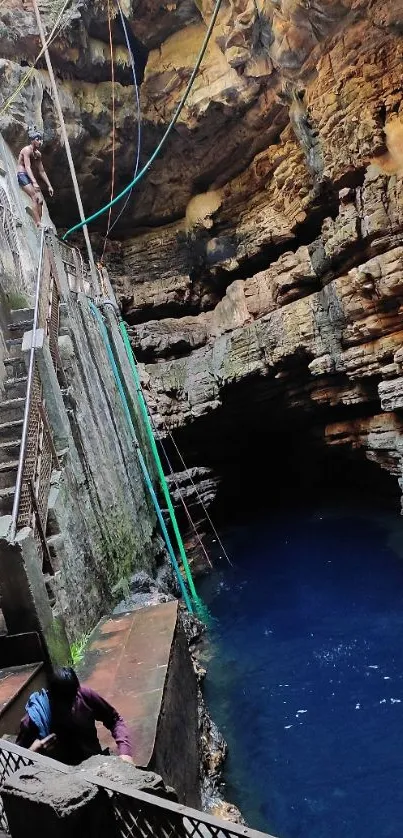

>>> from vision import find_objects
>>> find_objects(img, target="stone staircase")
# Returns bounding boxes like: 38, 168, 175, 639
0, 309, 32, 519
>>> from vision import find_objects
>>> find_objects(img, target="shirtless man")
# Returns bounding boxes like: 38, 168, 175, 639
17, 128, 54, 227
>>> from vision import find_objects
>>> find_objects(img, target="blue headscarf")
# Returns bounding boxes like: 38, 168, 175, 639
26, 689, 51, 739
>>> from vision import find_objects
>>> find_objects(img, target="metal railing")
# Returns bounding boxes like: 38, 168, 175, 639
56, 236, 98, 297
58, 238, 88, 293
0, 738, 274, 838
10, 230, 60, 557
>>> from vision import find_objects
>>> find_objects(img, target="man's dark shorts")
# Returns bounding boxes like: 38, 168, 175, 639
17, 172, 32, 188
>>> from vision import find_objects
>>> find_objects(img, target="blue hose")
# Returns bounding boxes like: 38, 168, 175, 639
88, 301, 193, 612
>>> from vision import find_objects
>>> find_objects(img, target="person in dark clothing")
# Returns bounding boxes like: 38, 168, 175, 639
17, 667, 133, 766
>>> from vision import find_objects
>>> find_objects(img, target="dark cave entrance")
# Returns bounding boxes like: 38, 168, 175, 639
161, 385, 401, 533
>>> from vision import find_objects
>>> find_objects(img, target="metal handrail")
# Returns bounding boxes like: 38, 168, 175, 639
10, 228, 46, 540
0, 738, 275, 838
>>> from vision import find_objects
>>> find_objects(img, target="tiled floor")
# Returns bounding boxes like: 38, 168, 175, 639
0, 665, 41, 715
79, 601, 178, 766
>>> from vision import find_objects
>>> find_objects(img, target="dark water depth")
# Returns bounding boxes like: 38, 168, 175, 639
198, 506, 403, 838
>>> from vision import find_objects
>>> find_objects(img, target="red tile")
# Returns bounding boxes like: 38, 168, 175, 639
81, 603, 178, 767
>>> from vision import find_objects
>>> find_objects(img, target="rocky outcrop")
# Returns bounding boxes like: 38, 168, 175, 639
112, 1, 403, 513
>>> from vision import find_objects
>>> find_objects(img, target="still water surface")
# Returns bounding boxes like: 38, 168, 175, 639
199, 506, 403, 838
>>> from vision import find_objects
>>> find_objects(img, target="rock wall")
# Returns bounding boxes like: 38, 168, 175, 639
113, 0, 403, 513
2, 1, 403, 512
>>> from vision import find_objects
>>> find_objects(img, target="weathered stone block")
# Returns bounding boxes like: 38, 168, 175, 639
1, 764, 116, 838
78, 754, 177, 800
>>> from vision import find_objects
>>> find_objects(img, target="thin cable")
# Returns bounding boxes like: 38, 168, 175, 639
63, 0, 223, 239
0, 0, 73, 115
101, 0, 116, 261
166, 425, 233, 566
156, 427, 213, 569
118, 319, 199, 600
106, 0, 141, 237
127, 336, 232, 566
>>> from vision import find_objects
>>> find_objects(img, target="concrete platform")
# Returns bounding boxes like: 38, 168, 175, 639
0, 663, 45, 737
79, 601, 179, 768
79, 600, 201, 807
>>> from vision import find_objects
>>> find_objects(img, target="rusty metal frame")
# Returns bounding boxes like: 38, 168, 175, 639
11, 234, 61, 570
10, 229, 46, 539
29, 479, 54, 575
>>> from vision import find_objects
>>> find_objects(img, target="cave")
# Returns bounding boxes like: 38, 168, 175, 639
163, 397, 401, 532
3, 1, 403, 836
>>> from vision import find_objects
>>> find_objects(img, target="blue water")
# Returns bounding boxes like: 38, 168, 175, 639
198, 507, 403, 838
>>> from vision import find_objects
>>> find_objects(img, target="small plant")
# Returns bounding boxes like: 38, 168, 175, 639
70, 632, 91, 666
6, 290, 29, 310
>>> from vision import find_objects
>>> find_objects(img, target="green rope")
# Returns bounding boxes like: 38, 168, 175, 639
119, 320, 199, 602
63, 0, 223, 239
89, 302, 193, 613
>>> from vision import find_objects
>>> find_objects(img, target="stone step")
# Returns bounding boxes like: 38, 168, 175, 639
9, 308, 34, 325
0, 460, 18, 490
8, 320, 34, 338
5, 338, 23, 359
0, 398, 25, 423
0, 440, 20, 463
0, 485, 15, 515
0, 418, 23, 442
4, 356, 26, 378
4, 376, 27, 400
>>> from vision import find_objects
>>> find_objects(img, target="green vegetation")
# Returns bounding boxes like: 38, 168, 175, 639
70, 632, 91, 666
99, 504, 147, 596
45, 616, 71, 666
5, 290, 29, 310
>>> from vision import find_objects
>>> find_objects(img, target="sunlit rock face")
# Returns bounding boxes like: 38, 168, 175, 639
2, 0, 403, 511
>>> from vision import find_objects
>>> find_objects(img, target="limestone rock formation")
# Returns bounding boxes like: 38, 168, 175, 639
2, 0, 403, 511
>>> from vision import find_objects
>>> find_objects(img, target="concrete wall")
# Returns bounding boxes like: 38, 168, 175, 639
45, 258, 162, 642
0, 132, 163, 647
151, 615, 200, 808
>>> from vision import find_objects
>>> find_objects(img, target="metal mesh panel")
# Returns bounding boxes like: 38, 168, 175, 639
113, 795, 184, 838
112, 795, 265, 838
35, 419, 53, 532
17, 364, 42, 530
48, 275, 60, 369
15, 243, 60, 566
17, 361, 54, 553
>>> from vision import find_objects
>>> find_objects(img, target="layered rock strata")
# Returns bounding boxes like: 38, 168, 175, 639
1, 1, 403, 510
